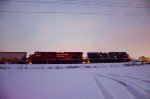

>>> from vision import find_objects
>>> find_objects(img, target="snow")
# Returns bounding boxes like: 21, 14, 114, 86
0, 63, 150, 99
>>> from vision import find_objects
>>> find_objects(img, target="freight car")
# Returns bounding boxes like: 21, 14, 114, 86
28, 52, 83, 64
87, 52, 131, 63
0, 52, 27, 64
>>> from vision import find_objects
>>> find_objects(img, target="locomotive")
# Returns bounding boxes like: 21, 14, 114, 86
87, 52, 130, 63
0, 51, 131, 64
28, 52, 83, 64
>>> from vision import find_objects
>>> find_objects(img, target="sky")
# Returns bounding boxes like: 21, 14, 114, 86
0, 0, 150, 58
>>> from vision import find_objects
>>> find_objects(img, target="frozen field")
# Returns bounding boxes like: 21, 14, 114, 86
0, 63, 150, 99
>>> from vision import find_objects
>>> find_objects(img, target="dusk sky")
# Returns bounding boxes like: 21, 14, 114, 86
0, 0, 150, 58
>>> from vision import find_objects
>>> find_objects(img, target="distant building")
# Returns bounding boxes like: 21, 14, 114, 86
139, 56, 150, 62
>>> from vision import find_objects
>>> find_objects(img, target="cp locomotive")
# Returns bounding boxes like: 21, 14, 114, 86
28, 52, 83, 64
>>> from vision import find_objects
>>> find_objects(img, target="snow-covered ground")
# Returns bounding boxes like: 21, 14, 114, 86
0, 63, 150, 99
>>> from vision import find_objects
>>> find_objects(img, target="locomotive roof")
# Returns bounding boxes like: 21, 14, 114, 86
35, 52, 83, 53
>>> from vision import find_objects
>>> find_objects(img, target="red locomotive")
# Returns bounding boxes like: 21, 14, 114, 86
28, 52, 83, 64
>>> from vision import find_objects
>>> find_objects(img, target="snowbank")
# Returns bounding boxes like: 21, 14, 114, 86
0, 62, 144, 70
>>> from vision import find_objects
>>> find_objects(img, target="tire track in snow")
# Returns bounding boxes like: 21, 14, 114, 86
114, 74, 150, 83
108, 74, 150, 83
91, 75, 114, 99
97, 74, 148, 99
109, 74, 150, 94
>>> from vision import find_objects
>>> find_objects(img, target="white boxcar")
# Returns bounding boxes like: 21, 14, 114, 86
0, 52, 27, 64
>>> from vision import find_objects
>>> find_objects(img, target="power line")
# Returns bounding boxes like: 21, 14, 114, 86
0, 0, 148, 6
0, 0, 149, 9
0, 10, 149, 16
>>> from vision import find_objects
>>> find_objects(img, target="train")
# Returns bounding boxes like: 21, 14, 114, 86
0, 51, 131, 64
